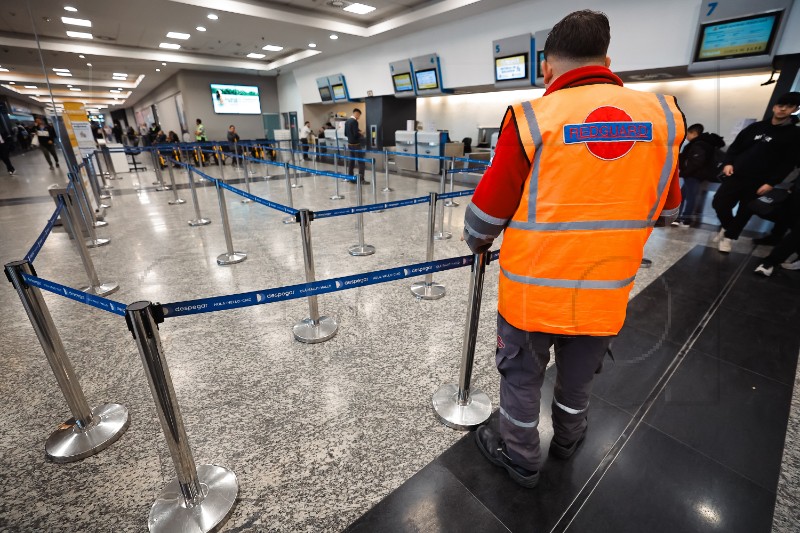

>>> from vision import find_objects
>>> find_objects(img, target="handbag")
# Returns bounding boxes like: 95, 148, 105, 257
748, 184, 791, 219
30, 134, 40, 147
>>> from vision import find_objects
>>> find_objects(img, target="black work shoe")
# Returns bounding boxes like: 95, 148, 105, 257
475, 425, 539, 488
549, 427, 587, 460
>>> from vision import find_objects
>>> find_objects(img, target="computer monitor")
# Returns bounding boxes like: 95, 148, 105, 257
495, 53, 528, 82
536, 50, 546, 79
392, 73, 414, 92
414, 69, 439, 91
319, 86, 332, 102
332, 84, 346, 100
694, 12, 782, 62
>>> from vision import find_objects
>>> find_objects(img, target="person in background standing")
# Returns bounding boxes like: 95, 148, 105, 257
125, 126, 138, 146
673, 123, 725, 228
227, 124, 240, 164
102, 122, 113, 140
15, 122, 29, 152
0, 132, 15, 175
299, 121, 312, 161
195, 118, 207, 142
345, 109, 367, 183
168, 131, 180, 144
112, 121, 123, 144
34, 117, 60, 169
139, 123, 150, 147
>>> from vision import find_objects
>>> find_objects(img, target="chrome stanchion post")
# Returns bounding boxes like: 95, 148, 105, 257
282, 164, 296, 224
382, 150, 393, 192
411, 192, 445, 300
67, 181, 109, 248
4, 261, 129, 462
233, 140, 239, 170
83, 156, 110, 206
293, 209, 338, 343
432, 252, 492, 430
434, 165, 452, 240
444, 158, 459, 207
290, 149, 302, 188
214, 178, 246, 265
348, 175, 375, 256
370, 158, 381, 211
57, 191, 118, 296
69, 171, 107, 231
152, 149, 166, 190
186, 167, 211, 226
218, 149, 226, 181
125, 301, 238, 533
196, 147, 205, 170
330, 154, 344, 200
166, 161, 186, 205
241, 152, 252, 204
102, 145, 118, 180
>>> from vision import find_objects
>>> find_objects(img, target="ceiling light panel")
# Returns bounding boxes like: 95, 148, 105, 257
343, 3, 376, 14
207, 13, 218, 20
56, 72, 73, 77
330, 34, 339, 40
64, 6, 78, 12
61, 17, 92, 27
66, 31, 93, 39
159, 43, 181, 49
24, 85, 37, 89
113, 72, 128, 77
308, 43, 317, 48
196, 26, 206, 31
52, 68, 70, 72
69, 88, 81, 91
247, 53, 266, 59
262, 45, 283, 52
0, 68, 9, 72
166, 32, 190, 40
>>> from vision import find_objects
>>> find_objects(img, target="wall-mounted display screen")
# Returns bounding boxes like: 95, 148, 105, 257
392, 73, 414, 92
415, 69, 439, 91
332, 84, 346, 100
495, 54, 528, 81
319, 86, 332, 102
536, 50, 546, 79
210, 84, 261, 114
694, 12, 781, 62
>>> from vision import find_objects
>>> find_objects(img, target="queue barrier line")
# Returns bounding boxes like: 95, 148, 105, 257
21, 273, 127, 316
314, 188, 474, 219
25, 197, 66, 264
447, 167, 489, 174
161, 249, 500, 319
284, 161, 358, 180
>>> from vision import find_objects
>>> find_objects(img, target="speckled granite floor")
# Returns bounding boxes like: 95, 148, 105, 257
0, 150, 796, 532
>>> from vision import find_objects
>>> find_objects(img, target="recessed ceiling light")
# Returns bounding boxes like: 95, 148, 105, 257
66, 31, 93, 39
24, 85, 38, 89
56, 72, 73, 77
343, 2, 376, 14
207, 13, 218, 20
67, 84, 72, 87
308, 43, 317, 48
166, 32, 190, 40
262, 44, 283, 52
112, 72, 128, 77
9, 82, 15, 85
61, 17, 92, 27
196, 26, 206, 31
0, 68, 9, 72
52, 68, 70, 72
162, 62, 167, 66
86, 62, 92, 66
247, 52, 265, 59
330, 34, 339, 40
159, 42, 181, 49
64, 6, 78, 12
70, 88, 81, 91
78, 54, 85, 58
110, 89, 121, 93
156, 68, 161, 72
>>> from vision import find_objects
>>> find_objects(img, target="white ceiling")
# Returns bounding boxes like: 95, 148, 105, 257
0, 0, 520, 110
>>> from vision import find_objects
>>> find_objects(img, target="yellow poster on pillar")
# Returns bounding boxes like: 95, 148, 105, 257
62, 102, 96, 160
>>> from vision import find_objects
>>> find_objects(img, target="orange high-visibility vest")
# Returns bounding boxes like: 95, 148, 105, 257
498, 84, 684, 336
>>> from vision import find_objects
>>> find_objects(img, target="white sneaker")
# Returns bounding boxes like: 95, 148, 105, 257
712, 229, 725, 243
678, 221, 690, 229
781, 260, 800, 271
670, 220, 680, 227
754, 264, 774, 277
718, 237, 732, 253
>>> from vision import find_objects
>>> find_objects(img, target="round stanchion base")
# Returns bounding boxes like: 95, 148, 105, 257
640, 258, 653, 269
434, 231, 452, 241
382, 187, 394, 192
241, 199, 251, 204
148, 464, 238, 533
330, 194, 345, 200
282, 216, 295, 225
82, 282, 119, 297
93, 220, 109, 228
349, 244, 376, 256
155, 186, 170, 192
100, 193, 111, 199
444, 200, 459, 207
291, 183, 303, 189
293, 316, 338, 344
86, 238, 110, 248
168, 198, 187, 205
410, 281, 446, 300
45, 403, 130, 463
217, 252, 247, 266
432, 384, 492, 431
99, 202, 111, 209
102, 184, 114, 190
189, 218, 211, 227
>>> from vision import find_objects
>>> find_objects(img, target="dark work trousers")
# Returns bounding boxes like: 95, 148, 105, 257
496, 313, 611, 471
301, 138, 310, 160
764, 192, 800, 267
0, 141, 13, 172
39, 142, 59, 167
347, 143, 365, 180
712, 177, 761, 240
678, 176, 702, 224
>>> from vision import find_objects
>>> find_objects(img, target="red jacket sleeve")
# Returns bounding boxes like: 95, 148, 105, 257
658, 166, 681, 222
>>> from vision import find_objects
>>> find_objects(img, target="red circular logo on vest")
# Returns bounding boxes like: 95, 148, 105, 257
584, 106, 635, 161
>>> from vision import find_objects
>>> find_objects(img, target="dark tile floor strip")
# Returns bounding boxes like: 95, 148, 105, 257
549, 246, 755, 532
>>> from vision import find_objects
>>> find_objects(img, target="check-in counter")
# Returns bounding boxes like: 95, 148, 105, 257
416, 131, 445, 175
394, 131, 417, 173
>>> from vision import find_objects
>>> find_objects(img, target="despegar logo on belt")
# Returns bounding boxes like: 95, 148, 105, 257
563, 106, 653, 161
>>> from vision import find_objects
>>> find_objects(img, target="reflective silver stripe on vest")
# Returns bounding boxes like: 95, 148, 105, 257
465, 202, 508, 240
521, 101, 543, 223
501, 266, 636, 290
554, 399, 587, 415
508, 219, 652, 231
647, 94, 677, 221
500, 406, 539, 428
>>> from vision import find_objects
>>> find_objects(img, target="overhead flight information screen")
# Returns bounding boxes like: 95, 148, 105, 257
695, 13, 780, 61
495, 54, 528, 81
415, 69, 439, 91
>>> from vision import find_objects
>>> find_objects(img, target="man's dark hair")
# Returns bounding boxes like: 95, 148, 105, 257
688, 123, 704, 134
544, 10, 610, 62
353, 108, 362, 114
196, 118, 202, 124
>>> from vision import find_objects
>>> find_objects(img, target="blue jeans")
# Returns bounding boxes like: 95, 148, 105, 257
678, 176, 701, 223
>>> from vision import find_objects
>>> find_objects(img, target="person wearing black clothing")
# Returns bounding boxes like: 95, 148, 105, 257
112, 121, 123, 144
0, 132, 15, 175
345, 108, 367, 183
34, 117, 59, 169
712, 92, 800, 253
675, 124, 726, 227
226, 125, 240, 164
754, 177, 800, 277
